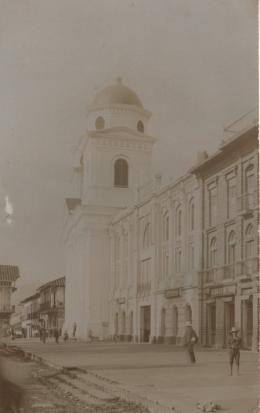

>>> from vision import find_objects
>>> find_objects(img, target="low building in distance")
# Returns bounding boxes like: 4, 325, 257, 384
38, 276, 65, 336
20, 292, 40, 338
0, 265, 20, 336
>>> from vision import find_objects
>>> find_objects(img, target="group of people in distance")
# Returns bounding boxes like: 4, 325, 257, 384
39, 327, 62, 344
39, 322, 77, 344
40, 320, 241, 375
183, 322, 241, 375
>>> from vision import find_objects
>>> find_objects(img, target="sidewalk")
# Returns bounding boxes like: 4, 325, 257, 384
1, 338, 259, 413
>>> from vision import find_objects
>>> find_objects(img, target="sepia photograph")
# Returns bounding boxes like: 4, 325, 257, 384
0, 1, 258, 412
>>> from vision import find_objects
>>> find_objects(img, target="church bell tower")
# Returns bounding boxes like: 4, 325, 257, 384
64, 79, 155, 340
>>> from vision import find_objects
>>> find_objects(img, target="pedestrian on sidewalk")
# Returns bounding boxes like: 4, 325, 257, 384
63, 330, 69, 342
72, 322, 77, 340
54, 328, 60, 344
41, 327, 46, 343
228, 326, 241, 376
183, 321, 198, 364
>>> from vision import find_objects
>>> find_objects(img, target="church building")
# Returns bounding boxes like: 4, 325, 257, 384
63, 80, 259, 349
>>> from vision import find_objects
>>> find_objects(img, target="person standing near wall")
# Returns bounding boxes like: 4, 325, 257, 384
183, 321, 198, 364
228, 327, 242, 376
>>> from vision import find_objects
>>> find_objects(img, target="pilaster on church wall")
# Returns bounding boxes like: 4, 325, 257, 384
217, 174, 225, 268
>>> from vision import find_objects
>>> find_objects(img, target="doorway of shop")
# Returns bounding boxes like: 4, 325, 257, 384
140, 305, 151, 343
224, 301, 235, 347
242, 296, 253, 349
206, 303, 216, 346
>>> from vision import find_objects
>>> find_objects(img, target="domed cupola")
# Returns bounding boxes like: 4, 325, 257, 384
87, 78, 151, 133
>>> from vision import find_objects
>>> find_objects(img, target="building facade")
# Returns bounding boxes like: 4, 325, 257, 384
38, 277, 65, 335
20, 293, 40, 338
191, 126, 259, 351
109, 173, 200, 344
0, 265, 19, 335
63, 81, 259, 349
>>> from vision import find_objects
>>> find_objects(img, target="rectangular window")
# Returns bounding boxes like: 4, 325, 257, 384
175, 248, 182, 273
227, 177, 236, 219
209, 187, 217, 226
138, 259, 151, 295
189, 244, 194, 270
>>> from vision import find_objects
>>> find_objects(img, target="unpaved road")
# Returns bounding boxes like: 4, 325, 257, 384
0, 346, 149, 413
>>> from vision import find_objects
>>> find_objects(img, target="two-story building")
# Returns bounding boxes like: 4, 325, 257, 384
0, 265, 20, 335
20, 292, 40, 338
38, 276, 65, 335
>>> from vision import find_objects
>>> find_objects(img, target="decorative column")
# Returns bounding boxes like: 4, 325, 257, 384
215, 298, 224, 348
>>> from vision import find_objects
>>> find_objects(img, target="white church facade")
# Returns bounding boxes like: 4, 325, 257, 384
63, 80, 259, 350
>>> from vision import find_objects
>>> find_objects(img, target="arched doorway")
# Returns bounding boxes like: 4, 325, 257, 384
129, 311, 133, 342
185, 304, 192, 323
121, 311, 126, 341
160, 308, 166, 343
114, 313, 119, 338
172, 306, 178, 344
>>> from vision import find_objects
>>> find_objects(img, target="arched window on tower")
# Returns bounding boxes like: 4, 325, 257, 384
137, 120, 144, 133
114, 158, 128, 188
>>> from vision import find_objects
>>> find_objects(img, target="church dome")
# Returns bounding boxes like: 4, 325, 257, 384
91, 78, 143, 109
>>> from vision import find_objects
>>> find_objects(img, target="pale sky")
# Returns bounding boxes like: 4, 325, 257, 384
0, 0, 258, 301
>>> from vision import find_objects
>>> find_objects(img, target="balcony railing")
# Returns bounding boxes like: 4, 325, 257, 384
205, 258, 258, 284
223, 264, 235, 280
0, 305, 12, 313
137, 281, 151, 296
39, 302, 64, 312
237, 258, 259, 278
205, 268, 219, 283
237, 191, 258, 214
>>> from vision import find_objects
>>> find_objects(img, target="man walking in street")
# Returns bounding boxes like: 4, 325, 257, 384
54, 328, 60, 344
183, 321, 198, 364
228, 326, 242, 376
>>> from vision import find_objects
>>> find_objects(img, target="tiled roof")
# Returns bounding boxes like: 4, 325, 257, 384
38, 276, 65, 292
0, 265, 20, 281
20, 292, 40, 304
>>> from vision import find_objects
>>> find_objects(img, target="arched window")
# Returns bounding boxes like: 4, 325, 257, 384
245, 224, 254, 259
176, 207, 182, 237
137, 120, 144, 133
227, 231, 236, 265
189, 200, 195, 232
95, 116, 105, 130
209, 237, 217, 268
143, 222, 151, 248
114, 158, 128, 188
162, 212, 169, 241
